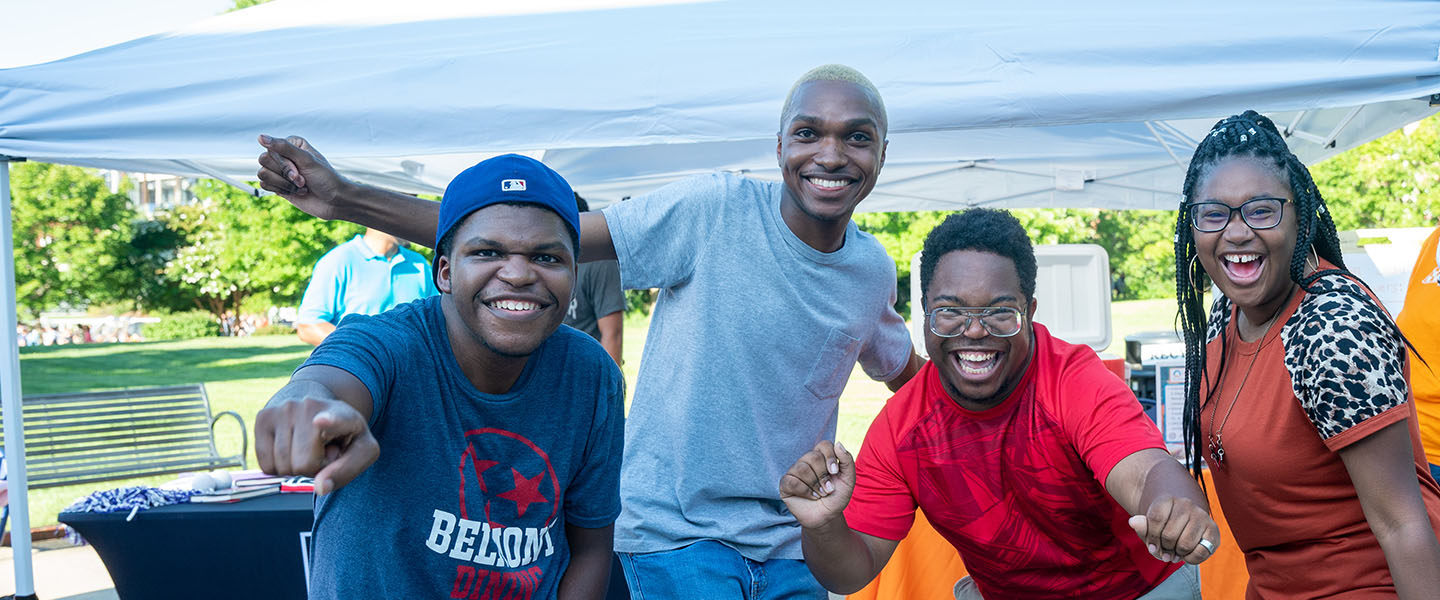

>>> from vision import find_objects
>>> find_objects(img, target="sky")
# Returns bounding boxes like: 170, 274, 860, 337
0, 0, 235, 69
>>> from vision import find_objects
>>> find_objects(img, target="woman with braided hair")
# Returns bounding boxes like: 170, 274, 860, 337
1173, 110, 1440, 598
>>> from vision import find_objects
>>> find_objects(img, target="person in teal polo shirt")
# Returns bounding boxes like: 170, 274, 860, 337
296, 228, 437, 345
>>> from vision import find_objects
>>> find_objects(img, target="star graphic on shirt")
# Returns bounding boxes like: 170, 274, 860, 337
469, 457, 499, 493
497, 467, 548, 518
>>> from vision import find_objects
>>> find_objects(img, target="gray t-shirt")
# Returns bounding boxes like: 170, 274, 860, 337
602, 173, 912, 561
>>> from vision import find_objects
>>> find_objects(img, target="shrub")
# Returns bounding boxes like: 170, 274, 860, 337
625, 289, 655, 317
250, 323, 295, 336
143, 311, 221, 340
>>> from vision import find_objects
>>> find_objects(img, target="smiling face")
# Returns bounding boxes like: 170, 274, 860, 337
1192, 157, 1298, 316
923, 250, 1037, 410
436, 204, 575, 361
776, 80, 887, 226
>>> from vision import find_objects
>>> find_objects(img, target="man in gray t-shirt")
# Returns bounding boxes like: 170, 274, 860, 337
601, 170, 913, 573
256, 63, 922, 599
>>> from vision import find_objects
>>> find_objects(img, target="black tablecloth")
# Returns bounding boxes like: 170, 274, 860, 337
60, 492, 313, 600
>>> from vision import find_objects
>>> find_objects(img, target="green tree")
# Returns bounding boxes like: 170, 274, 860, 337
124, 218, 193, 313
850, 115, 1440, 310
162, 180, 358, 321
999, 208, 1177, 300
1094, 210, 1176, 300
9, 162, 137, 319
1011, 208, 1099, 245
854, 211, 949, 314
857, 208, 1156, 314
1312, 115, 1440, 230
228, 0, 272, 11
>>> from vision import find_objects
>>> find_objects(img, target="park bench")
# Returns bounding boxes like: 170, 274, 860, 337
0, 384, 247, 490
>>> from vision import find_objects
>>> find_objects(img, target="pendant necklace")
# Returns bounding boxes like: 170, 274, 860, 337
1206, 305, 1285, 468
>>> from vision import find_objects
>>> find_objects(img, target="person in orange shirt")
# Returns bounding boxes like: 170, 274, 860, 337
1173, 110, 1440, 599
1397, 224, 1440, 485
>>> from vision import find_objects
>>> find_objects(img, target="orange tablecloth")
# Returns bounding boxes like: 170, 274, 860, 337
848, 469, 1248, 599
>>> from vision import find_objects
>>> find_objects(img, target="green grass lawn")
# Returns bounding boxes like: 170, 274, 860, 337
17, 298, 1182, 528
16, 335, 312, 528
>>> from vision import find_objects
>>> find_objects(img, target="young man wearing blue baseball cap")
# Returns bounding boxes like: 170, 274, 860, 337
254, 155, 624, 599
258, 64, 923, 599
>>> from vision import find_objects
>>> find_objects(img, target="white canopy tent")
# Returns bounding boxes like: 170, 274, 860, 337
3, 0, 1440, 594
4, 0, 1440, 208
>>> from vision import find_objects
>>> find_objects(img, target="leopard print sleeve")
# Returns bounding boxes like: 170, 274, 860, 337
1205, 294, 1232, 344
1281, 280, 1409, 441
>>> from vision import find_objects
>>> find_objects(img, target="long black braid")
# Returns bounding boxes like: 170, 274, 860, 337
1173, 110, 1421, 481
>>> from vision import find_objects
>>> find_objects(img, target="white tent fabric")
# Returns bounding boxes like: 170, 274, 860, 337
3, 0, 1440, 209
3, 1, 1440, 595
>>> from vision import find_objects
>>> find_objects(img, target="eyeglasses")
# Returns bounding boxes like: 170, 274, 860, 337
1188, 197, 1288, 233
927, 306, 1025, 338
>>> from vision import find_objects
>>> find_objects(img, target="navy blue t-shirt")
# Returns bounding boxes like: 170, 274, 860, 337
302, 295, 624, 599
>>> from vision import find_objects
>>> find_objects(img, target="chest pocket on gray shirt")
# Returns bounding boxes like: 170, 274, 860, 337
805, 328, 862, 401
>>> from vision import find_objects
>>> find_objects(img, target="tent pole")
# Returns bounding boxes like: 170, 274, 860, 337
173, 160, 264, 197
1, 158, 38, 600
1321, 105, 1365, 148
1143, 121, 1187, 169
1154, 120, 1200, 148
1284, 110, 1309, 137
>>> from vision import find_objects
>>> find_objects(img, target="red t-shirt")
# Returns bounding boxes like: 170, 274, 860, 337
845, 324, 1179, 599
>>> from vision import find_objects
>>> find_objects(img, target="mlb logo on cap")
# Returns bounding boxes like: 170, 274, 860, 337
434, 154, 580, 263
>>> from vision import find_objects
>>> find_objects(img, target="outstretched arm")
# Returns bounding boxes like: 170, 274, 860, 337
296, 321, 335, 346
779, 441, 901, 594
1106, 448, 1220, 564
254, 364, 379, 495
1340, 421, 1440, 599
258, 135, 440, 245
256, 135, 618, 261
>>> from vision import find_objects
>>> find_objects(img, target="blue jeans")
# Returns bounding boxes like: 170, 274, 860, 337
617, 541, 827, 600
1430, 463, 1440, 486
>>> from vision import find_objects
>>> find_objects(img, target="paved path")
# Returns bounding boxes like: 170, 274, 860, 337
0, 539, 848, 600
0, 540, 117, 600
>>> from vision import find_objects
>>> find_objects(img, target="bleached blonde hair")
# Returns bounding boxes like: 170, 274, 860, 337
779, 64, 888, 135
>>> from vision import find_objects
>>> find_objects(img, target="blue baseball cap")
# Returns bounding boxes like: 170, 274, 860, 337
434, 154, 580, 279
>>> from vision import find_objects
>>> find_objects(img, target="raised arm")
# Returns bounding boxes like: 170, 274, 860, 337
779, 440, 901, 594
256, 134, 617, 261
1106, 448, 1220, 564
258, 135, 440, 245
254, 364, 379, 495
1339, 421, 1440, 599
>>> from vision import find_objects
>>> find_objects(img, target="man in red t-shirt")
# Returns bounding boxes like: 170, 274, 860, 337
780, 209, 1220, 599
